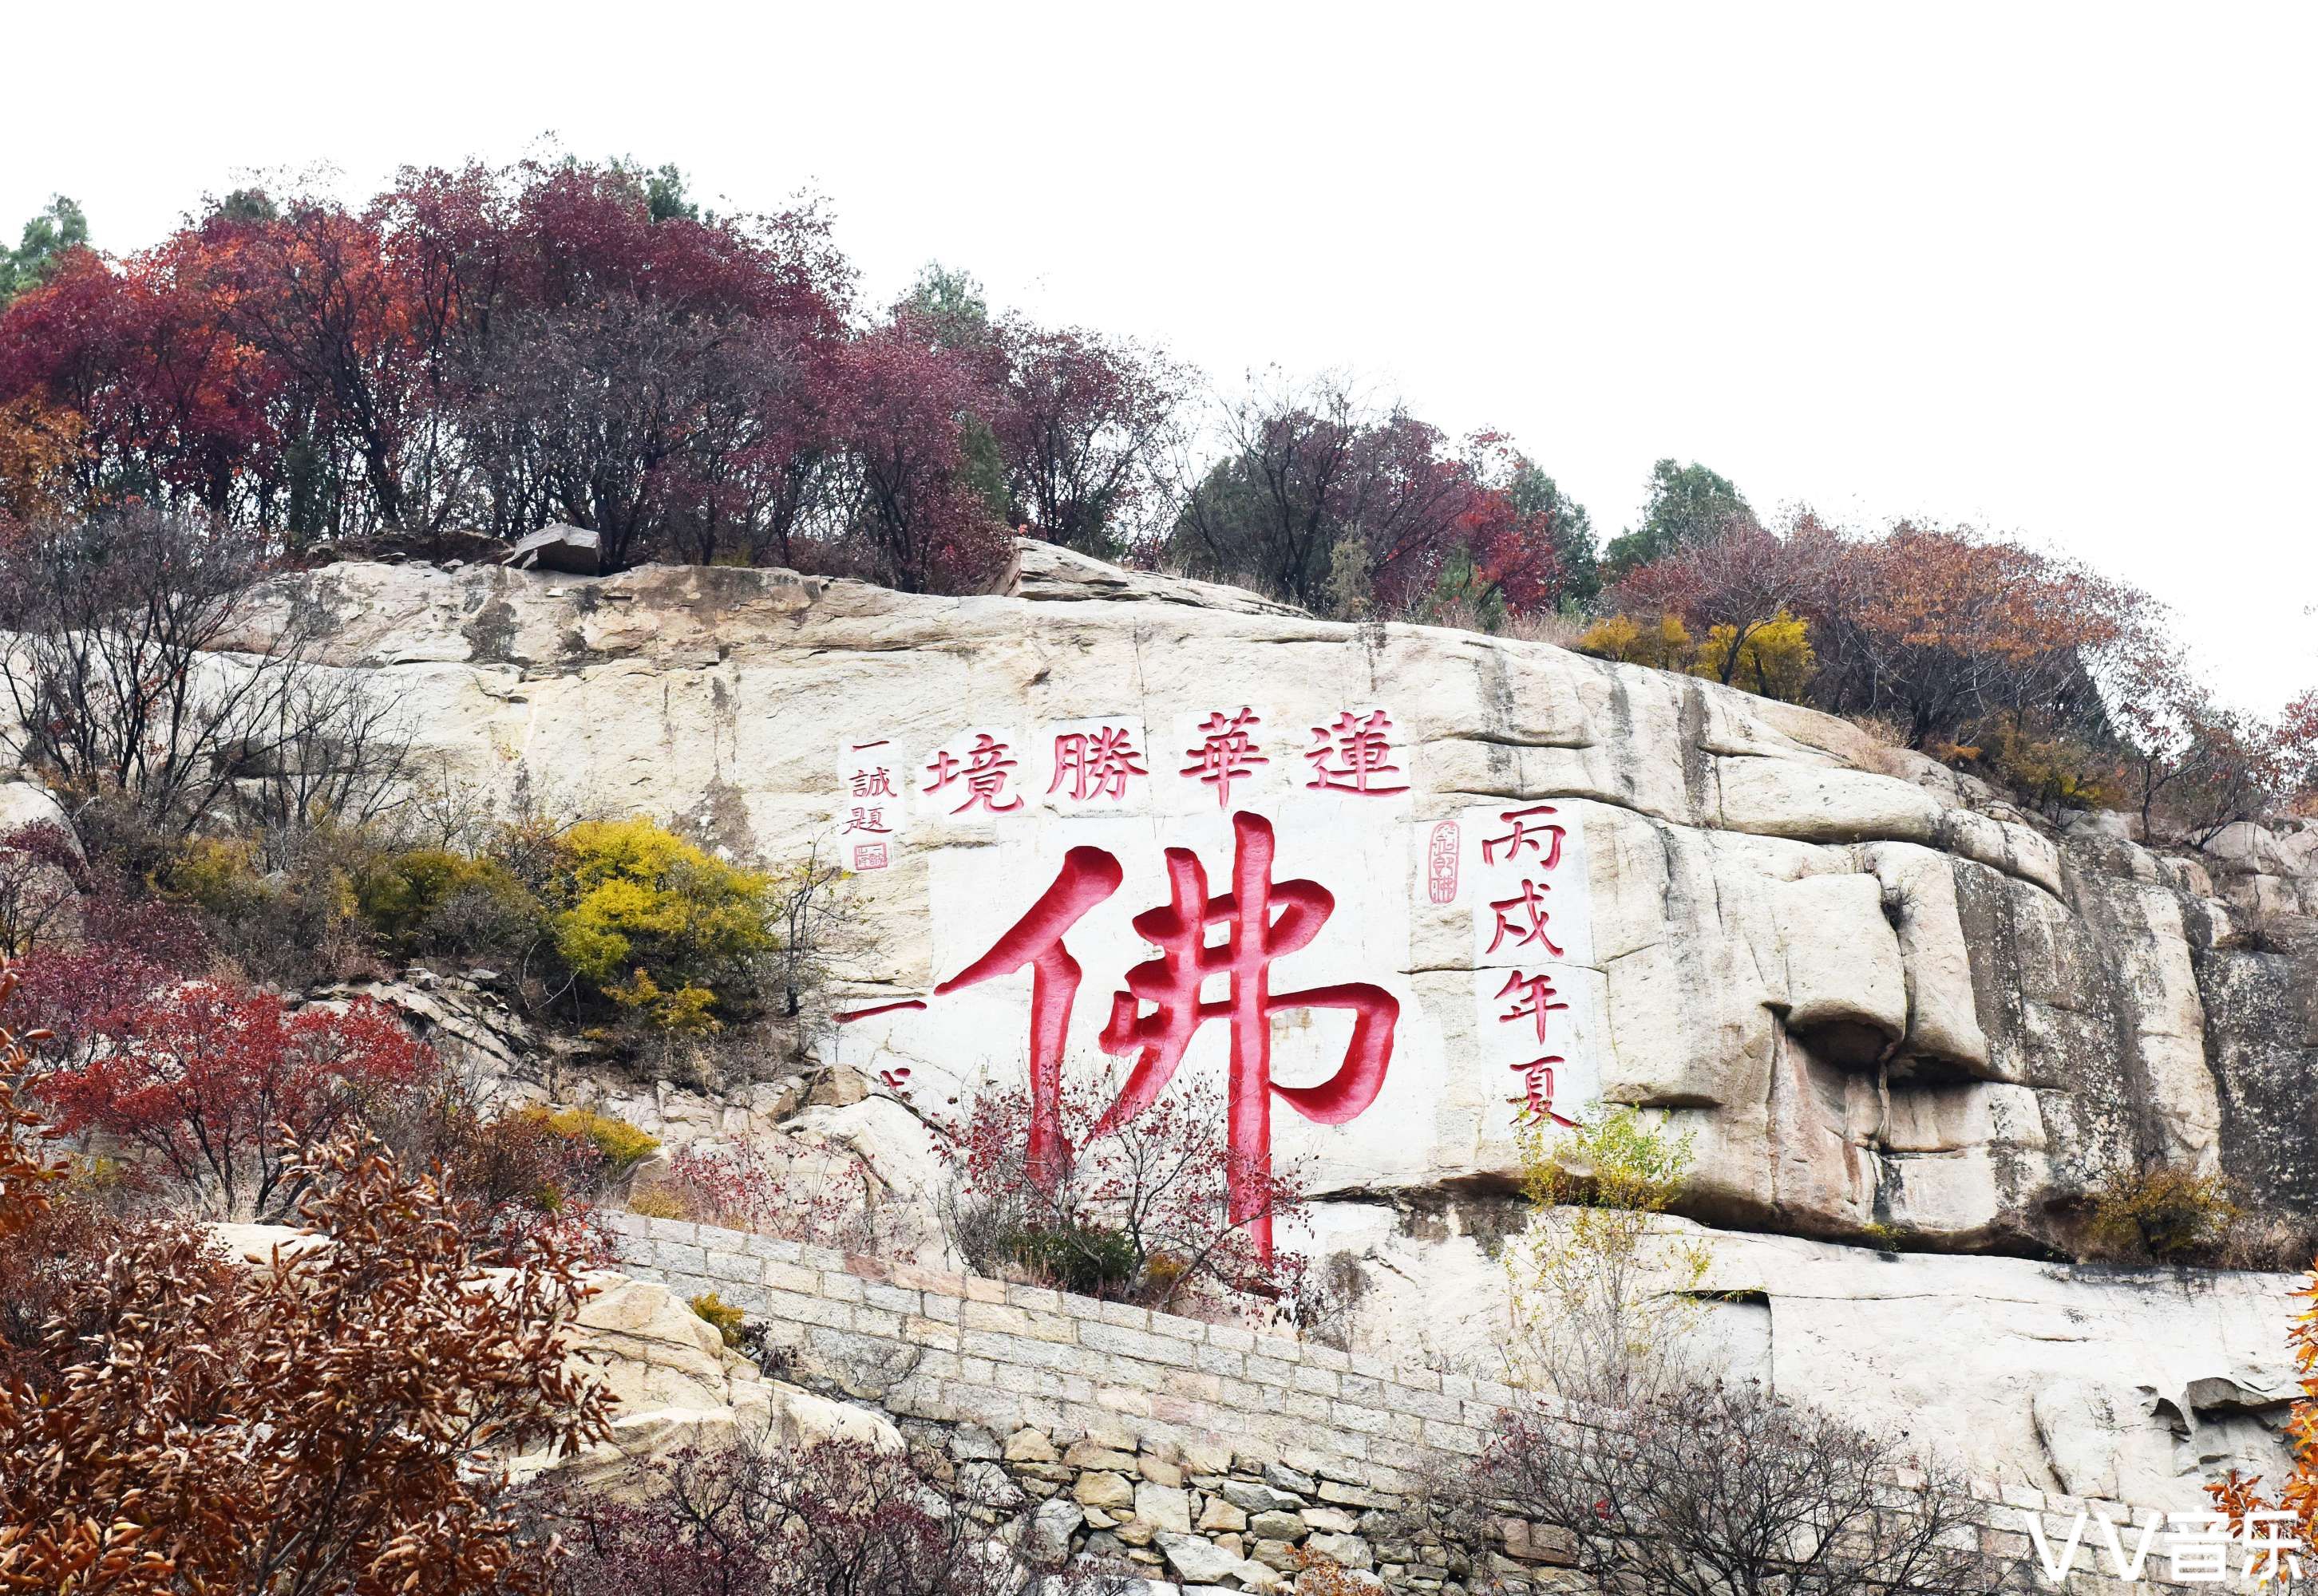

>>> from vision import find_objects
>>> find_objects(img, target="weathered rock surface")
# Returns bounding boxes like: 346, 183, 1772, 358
217, 548, 2318, 1258
0, 779, 71, 838
544, 1270, 901, 1490
1008, 539, 1307, 618
1280, 1199, 2307, 1503
1691, 1226, 2308, 1505
205, 1224, 900, 1490
148, 543, 2318, 1508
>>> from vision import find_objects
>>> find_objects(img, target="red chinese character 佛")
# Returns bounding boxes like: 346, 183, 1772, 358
1094, 812, 1397, 1258
925, 812, 1398, 1260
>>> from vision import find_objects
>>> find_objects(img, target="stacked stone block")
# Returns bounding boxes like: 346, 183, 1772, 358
611, 1213, 2231, 1594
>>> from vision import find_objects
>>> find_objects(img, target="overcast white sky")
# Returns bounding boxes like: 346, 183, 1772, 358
7, 2, 2311, 710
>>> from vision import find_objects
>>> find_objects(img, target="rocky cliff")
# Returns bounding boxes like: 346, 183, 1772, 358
204, 1222, 902, 1494
212, 540, 2318, 1506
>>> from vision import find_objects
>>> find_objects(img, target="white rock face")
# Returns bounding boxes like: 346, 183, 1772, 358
1691, 1226, 2303, 1505
231, 551, 2316, 1245
0, 780, 71, 839
543, 1270, 902, 1491
188, 545, 2318, 1504
1295, 1203, 2303, 1504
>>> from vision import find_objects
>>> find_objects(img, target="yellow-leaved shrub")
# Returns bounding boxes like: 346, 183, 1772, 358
1579, 610, 1818, 705
526, 1107, 661, 1175
2083, 1165, 2237, 1262
625, 1186, 694, 1221
1577, 613, 1692, 671
1975, 714, 2122, 814
1504, 1102, 1709, 1405
690, 1290, 748, 1349
545, 818, 777, 1030
1691, 610, 1816, 702
167, 836, 275, 920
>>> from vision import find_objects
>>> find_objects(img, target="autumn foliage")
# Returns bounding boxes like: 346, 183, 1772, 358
0, 1134, 609, 1595
1168, 376, 1571, 619
1584, 505, 2317, 835
548, 1433, 1027, 1596
2211, 1266, 2318, 1558
4, 926, 626, 1259
0, 162, 1200, 595
34, 986, 431, 1221
0, 970, 62, 1240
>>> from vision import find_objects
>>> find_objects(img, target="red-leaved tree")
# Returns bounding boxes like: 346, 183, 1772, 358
1827, 524, 2145, 749
2112, 652, 2318, 846
1169, 374, 1564, 619
383, 1092, 620, 1268
35, 987, 431, 1220
994, 319, 1187, 559
1454, 433, 1569, 616
0, 970, 62, 1242
1611, 510, 1847, 688
0, 160, 857, 559
828, 325, 1014, 594
0, 820, 81, 957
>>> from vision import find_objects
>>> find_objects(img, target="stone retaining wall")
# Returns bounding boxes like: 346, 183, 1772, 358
608, 1214, 2231, 1594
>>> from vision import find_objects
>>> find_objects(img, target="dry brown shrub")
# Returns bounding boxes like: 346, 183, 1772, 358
0, 1135, 610, 1594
